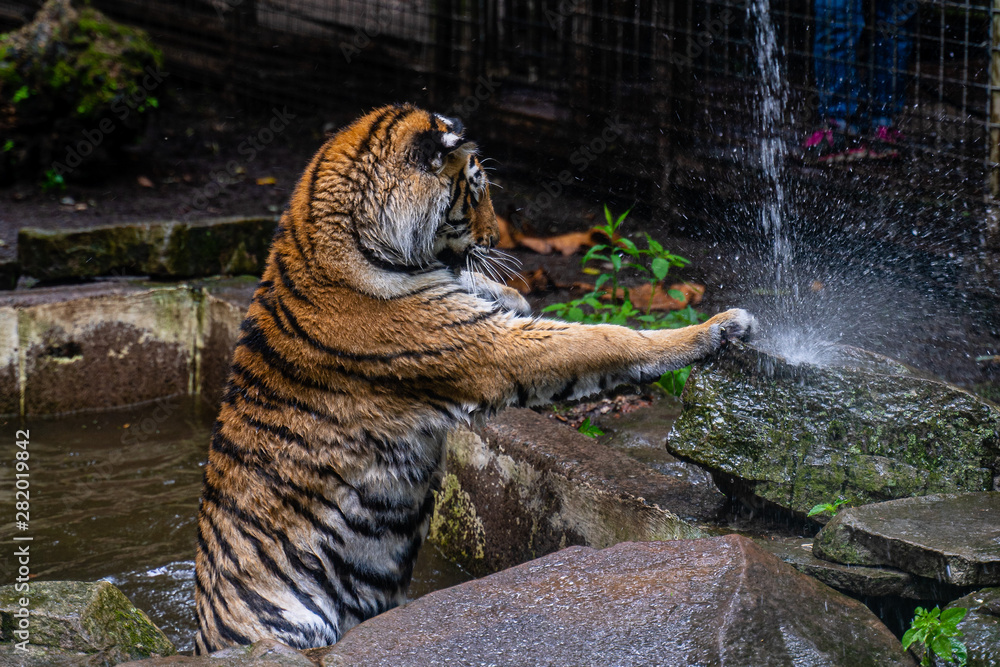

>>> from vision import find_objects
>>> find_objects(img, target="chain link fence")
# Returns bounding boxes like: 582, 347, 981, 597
2, 0, 995, 235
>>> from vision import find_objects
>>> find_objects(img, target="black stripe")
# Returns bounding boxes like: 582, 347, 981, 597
236, 320, 332, 392
355, 106, 403, 158
228, 362, 341, 425
253, 295, 294, 338
440, 308, 498, 328
210, 430, 352, 545
552, 377, 579, 402
202, 484, 335, 626
200, 497, 241, 566
447, 178, 464, 214
274, 252, 315, 306
349, 223, 436, 274
273, 293, 461, 363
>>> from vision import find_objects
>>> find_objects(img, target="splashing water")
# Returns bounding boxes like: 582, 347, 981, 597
744, 0, 847, 366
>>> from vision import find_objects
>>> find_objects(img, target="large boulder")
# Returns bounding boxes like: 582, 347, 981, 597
0, 580, 175, 665
314, 535, 915, 666
813, 492, 1000, 587
669, 342, 1000, 517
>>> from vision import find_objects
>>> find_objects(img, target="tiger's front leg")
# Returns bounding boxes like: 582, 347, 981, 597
455, 307, 756, 409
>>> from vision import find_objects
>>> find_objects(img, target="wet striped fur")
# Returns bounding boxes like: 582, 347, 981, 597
194, 104, 756, 653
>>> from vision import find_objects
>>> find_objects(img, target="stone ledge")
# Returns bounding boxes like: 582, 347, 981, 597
17, 216, 278, 284
429, 408, 706, 577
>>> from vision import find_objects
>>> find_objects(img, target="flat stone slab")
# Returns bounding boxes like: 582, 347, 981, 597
755, 536, 965, 600
669, 343, 1000, 516
0, 580, 175, 665
814, 493, 1000, 587
314, 536, 914, 666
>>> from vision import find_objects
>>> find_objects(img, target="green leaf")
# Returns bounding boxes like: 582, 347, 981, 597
930, 634, 953, 659
615, 208, 631, 228
578, 417, 604, 437
594, 274, 610, 290
646, 235, 664, 255
949, 638, 968, 666
939, 607, 967, 626
668, 288, 686, 301
617, 237, 637, 253
610, 253, 621, 271
1, 139, 12, 152
652, 257, 671, 281
11, 85, 29, 103
807, 503, 835, 517
901, 627, 918, 650
567, 307, 585, 321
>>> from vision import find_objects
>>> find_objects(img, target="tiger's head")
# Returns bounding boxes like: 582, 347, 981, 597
326, 104, 507, 280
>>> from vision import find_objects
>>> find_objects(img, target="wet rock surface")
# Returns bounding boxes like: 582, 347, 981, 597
756, 536, 968, 600
669, 342, 1000, 516
946, 587, 1000, 667
119, 639, 315, 666
315, 536, 915, 666
430, 409, 705, 576
0, 580, 175, 665
813, 493, 1000, 587
17, 216, 277, 283
599, 396, 726, 505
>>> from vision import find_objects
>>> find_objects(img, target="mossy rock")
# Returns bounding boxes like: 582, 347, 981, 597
0, 0, 164, 181
668, 343, 1000, 517
0, 580, 176, 665
17, 216, 278, 282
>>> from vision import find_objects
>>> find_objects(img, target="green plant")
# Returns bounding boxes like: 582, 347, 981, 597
578, 417, 604, 438
40, 168, 65, 192
902, 606, 968, 666
543, 206, 705, 395
807, 497, 850, 518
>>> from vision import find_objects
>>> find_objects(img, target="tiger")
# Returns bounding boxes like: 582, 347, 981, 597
193, 103, 756, 654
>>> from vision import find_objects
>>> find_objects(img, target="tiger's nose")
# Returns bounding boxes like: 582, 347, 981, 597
487, 232, 499, 248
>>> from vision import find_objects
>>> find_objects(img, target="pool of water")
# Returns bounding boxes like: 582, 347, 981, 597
0, 399, 474, 652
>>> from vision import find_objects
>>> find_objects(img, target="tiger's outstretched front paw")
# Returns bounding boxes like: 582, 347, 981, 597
461, 271, 532, 316
708, 308, 757, 347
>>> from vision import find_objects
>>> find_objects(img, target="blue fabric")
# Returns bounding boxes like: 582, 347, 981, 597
813, 0, 916, 127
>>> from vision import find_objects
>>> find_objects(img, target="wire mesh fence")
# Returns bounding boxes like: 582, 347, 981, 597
2, 0, 995, 230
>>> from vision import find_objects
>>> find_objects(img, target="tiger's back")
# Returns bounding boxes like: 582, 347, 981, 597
194, 104, 755, 653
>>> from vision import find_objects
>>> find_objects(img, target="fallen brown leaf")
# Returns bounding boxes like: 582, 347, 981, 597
137, 175, 154, 188
256, 176, 277, 186
496, 215, 522, 250
600, 282, 706, 312
517, 236, 554, 254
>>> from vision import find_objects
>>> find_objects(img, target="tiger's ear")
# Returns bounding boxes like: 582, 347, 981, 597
413, 123, 467, 173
